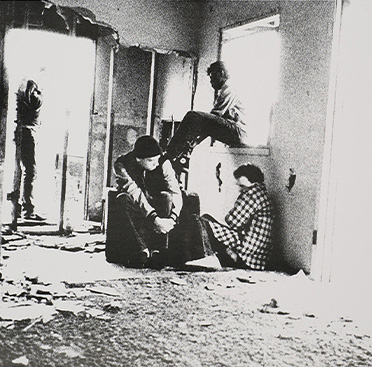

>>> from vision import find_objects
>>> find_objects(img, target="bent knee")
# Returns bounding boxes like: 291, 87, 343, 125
159, 191, 172, 200
116, 192, 133, 206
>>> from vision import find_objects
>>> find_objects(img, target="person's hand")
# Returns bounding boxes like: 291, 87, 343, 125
153, 217, 175, 234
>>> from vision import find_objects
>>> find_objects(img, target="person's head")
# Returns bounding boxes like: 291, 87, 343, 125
233, 164, 264, 191
207, 61, 229, 91
25, 80, 41, 101
133, 135, 162, 171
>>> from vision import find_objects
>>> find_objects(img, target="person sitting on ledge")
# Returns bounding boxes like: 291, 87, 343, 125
201, 163, 274, 270
165, 60, 248, 175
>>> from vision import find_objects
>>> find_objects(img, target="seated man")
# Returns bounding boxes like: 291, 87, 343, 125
166, 61, 248, 175
111, 135, 182, 268
201, 164, 274, 270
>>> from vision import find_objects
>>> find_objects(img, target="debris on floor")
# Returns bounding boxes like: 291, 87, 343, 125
0, 229, 125, 330
1, 228, 371, 367
11, 355, 29, 366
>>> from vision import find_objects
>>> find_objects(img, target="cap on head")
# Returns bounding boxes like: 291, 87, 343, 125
207, 61, 229, 78
133, 135, 162, 159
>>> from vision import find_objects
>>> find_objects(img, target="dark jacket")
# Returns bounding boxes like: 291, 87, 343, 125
16, 80, 43, 128
114, 152, 182, 220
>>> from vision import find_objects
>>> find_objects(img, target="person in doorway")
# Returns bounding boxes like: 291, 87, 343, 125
165, 61, 247, 175
201, 164, 274, 270
15, 79, 45, 221
112, 135, 183, 268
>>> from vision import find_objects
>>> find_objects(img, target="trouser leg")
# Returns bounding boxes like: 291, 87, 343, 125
150, 191, 173, 251
20, 129, 36, 215
116, 192, 150, 254
200, 215, 247, 269
166, 111, 241, 160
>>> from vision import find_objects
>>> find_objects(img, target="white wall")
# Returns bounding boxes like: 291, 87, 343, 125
193, 1, 335, 272
56, 0, 204, 53
55, 0, 337, 273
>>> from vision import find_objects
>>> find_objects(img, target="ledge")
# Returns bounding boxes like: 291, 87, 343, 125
207, 143, 270, 156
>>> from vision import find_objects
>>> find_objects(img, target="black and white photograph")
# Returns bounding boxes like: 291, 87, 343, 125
0, 0, 371, 366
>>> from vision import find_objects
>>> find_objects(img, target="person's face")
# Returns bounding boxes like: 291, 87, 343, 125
31, 88, 39, 97
137, 155, 160, 171
209, 70, 226, 91
236, 176, 253, 191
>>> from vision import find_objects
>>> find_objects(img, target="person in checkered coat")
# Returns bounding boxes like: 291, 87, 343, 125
202, 164, 274, 270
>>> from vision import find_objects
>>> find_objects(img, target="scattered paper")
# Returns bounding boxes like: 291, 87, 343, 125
11, 356, 29, 365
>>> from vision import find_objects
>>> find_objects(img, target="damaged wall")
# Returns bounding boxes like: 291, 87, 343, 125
51, 0, 336, 273
192, 1, 335, 273
55, 0, 205, 53
109, 46, 152, 186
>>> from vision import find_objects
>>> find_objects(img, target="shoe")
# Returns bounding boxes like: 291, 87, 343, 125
172, 155, 190, 176
129, 249, 150, 268
184, 255, 222, 270
147, 250, 164, 270
23, 212, 46, 221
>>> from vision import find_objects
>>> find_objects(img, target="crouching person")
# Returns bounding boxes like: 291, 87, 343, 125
108, 135, 182, 268
201, 164, 274, 270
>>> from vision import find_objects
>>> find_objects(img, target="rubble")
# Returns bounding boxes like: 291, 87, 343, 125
169, 277, 187, 286
0, 229, 370, 367
0, 230, 125, 325
11, 356, 29, 366
258, 298, 290, 315
86, 285, 121, 297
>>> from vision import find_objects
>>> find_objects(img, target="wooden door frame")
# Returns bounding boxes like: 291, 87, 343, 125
310, 0, 343, 282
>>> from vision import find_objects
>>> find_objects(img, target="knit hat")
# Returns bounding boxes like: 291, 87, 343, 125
133, 135, 162, 159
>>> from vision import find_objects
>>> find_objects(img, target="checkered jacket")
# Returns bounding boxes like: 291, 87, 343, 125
209, 183, 274, 270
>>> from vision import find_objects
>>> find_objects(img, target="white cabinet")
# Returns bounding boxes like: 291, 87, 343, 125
188, 139, 270, 222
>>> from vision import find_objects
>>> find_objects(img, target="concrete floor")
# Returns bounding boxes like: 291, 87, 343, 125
1, 230, 371, 366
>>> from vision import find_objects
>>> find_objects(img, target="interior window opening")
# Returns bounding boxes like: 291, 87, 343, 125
220, 14, 281, 147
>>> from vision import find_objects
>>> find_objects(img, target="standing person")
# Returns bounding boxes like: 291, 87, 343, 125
166, 61, 248, 175
15, 79, 45, 220
202, 164, 274, 270
109, 135, 183, 268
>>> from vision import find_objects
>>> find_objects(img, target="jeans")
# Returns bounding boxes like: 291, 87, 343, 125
166, 111, 242, 160
106, 191, 172, 266
20, 128, 36, 215
200, 214, 248, 269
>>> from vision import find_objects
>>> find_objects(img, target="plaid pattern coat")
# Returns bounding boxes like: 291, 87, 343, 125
209, 182, 274, 270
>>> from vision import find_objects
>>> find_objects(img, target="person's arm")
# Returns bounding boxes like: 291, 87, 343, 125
114, 160, 157, 218
210, 84, 235, 117
225, 189, 258, 230
161, 159, 183, 222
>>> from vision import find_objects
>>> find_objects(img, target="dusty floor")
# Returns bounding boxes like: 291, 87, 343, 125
0, 229, 371, 367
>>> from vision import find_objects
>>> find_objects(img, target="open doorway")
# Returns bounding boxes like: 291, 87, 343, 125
1, 28, 95, 231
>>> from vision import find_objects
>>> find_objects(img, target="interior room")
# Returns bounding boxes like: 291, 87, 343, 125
0, 0, 371, 365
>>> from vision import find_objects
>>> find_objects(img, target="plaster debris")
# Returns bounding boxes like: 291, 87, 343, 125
85, 308, 105, 318
53, 300, 85, 315
236, 275, 256, 284
169, 277, 187, 286
11, 356, 29, 366
199, 320, 213, 327
103, 301, 122, 313
55, 345, 83, 358
86, 285, 120, 297
0, 304, 57, 321
258, 298, 290, 315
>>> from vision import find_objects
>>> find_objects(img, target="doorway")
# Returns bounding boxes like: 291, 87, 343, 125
1, 28, 95, 230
